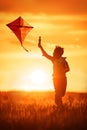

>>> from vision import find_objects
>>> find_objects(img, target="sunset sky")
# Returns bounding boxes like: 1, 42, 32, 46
0, 0, 87, 92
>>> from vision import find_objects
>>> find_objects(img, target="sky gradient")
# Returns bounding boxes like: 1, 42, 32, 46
0, 0, 87, 14
0, 0, 87, 92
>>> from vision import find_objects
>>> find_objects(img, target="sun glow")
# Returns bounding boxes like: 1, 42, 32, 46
30, 69, 46, 84
19, 69, 49, 91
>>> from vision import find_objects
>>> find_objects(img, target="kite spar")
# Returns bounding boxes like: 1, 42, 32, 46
6, 16, 33, 52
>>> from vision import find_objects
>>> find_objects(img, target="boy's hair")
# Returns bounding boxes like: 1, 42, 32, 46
54, 46, 64, 56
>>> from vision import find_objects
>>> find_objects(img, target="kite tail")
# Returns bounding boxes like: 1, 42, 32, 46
21, 44, 30, 52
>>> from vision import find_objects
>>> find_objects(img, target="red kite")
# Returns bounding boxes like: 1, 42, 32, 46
6, 16, 33, 52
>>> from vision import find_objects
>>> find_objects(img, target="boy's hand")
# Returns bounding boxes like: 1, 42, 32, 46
38, 36, 42, 48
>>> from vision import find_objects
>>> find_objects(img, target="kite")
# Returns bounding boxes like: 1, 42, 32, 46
6, 16, 33, 52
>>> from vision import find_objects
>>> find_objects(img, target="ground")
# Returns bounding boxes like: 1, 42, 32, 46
0, 91, 87, 130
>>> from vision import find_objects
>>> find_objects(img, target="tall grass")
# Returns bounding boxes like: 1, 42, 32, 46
0, 91, 87, 130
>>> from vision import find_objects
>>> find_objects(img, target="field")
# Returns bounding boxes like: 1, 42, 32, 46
0, 91, 87, 130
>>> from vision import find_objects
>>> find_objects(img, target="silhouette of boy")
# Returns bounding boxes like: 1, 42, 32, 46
38, 36, 70, 107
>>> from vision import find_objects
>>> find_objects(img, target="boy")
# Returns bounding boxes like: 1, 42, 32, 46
38, 36, 70, 107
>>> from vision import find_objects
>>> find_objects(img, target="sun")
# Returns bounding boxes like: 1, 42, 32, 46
30, 69, 46, 84
17, 68, 53, 91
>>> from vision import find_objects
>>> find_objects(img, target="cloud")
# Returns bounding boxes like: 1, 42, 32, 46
0, 13, 87, 54
0, 0, 87, 15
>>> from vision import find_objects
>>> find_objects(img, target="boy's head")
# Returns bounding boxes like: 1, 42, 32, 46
53, 46, 64, 58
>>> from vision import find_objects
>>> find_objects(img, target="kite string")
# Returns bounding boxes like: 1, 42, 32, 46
21, 44, 31, 52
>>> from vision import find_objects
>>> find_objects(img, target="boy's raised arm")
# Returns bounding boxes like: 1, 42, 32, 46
38, 36, 53, 61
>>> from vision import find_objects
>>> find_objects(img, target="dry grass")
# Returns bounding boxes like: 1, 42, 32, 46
0, 91, 87, 130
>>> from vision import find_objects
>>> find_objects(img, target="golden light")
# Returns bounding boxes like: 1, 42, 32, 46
19, 69, 49, 91
30, 69, 46, 84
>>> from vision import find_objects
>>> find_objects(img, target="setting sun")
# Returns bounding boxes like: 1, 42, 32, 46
19, 68, 52, 92
27, 68, 53, 91
30, 69, 46, 84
